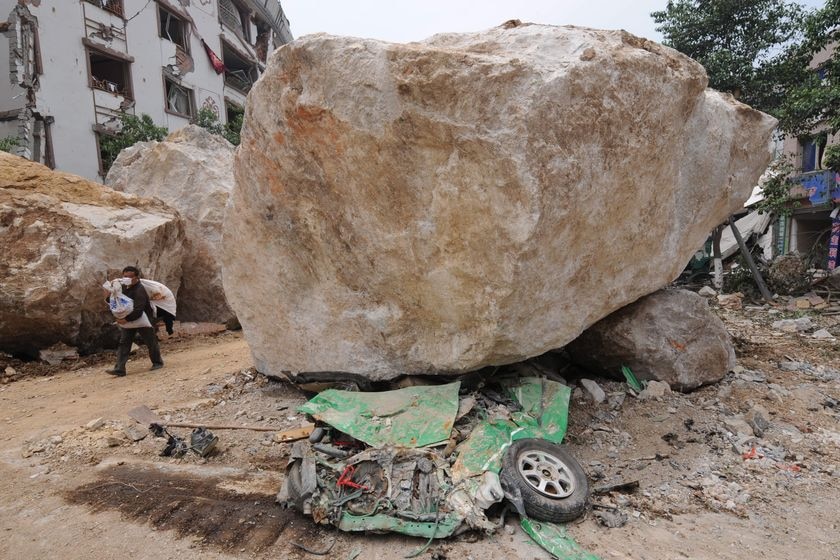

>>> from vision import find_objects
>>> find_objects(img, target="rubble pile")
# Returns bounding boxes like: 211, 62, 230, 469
0, 152, 184, 356
223, 22, 776, 380
107, 126, 236, 324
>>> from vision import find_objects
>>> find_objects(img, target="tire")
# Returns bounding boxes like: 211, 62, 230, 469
500, 439, 589, 522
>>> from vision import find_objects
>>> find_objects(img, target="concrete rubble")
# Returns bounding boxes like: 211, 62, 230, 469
223, 23, 776, 380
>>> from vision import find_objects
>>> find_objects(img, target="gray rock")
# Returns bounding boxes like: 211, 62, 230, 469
638, 380, 672, 400
698, 286, 717, 297
771, 317, 814, 333
812, 328, 834, 340
222, 24, 775, 380
121, 424, 148, 442
744, 405, 770, 437
38, 343, 78, 366
723, 416, 755, 437
107, 126, 235, 324
580, 379, 607, 404
567, 289, 737, 391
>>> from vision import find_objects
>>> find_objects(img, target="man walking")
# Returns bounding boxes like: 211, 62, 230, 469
106, 266, 164, 376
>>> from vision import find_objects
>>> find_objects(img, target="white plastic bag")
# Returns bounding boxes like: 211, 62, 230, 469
105, 279, 134, 319
119, 311, 153, 329
140, 279, 177, 316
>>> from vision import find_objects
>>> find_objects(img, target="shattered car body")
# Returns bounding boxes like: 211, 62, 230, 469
277, 376, 589, 538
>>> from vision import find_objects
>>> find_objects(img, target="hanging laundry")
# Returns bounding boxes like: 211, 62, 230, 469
201, 39, 226, 74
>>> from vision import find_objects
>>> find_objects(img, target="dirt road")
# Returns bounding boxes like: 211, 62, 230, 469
1, 309, 839, 559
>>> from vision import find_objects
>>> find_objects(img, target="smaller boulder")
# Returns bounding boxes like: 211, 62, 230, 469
638, 380, 672, 400
579, 379, 606, 404
566, 289, 736, 392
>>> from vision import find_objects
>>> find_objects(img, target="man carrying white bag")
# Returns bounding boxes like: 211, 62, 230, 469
103, 266, 164, 377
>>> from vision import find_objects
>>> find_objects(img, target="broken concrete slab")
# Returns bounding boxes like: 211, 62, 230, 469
222, 23, 776, 380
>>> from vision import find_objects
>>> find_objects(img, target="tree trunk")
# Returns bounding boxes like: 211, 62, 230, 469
712, 225, 723, 290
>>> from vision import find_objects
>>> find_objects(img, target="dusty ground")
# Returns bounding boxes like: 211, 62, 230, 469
1, 301, 839, 560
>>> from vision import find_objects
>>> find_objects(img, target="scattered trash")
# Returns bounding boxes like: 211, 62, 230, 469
151, 423, 218, 458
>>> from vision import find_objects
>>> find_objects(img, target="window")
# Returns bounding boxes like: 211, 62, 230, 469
164, 77, 195, 117
84, 0, 125, 18
221, 40, 257, 94
801, 135, 827, 173
88, 49, 132, 98
219, 0, 251, 41
159, 6, 188, 50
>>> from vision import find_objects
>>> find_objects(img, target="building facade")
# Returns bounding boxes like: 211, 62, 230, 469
0, 0, 292, 180
774, 41, 839, 267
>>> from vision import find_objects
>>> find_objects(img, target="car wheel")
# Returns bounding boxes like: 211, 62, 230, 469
500, 438, 589, 522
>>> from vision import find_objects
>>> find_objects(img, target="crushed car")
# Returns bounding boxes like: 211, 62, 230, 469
277, 375, 590, 540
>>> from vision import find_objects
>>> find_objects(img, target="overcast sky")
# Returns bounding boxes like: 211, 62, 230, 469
281, 0, 827, 44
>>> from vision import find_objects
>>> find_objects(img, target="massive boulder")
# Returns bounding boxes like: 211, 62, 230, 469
566, 289, 736, 391
0, 152, 184, 356
222, 23, 777, 380
107, 125, 235, 323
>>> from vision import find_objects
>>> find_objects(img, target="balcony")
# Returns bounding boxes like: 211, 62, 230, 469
84, 0, 124, 18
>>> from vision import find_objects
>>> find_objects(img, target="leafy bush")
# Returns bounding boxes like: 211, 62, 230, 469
722, 253, 770, 299
824, 144, 840, 172
100, 113, 168, 173
755, 156, 798, 216
0, 136, 19, 153
195, 107, 242, 146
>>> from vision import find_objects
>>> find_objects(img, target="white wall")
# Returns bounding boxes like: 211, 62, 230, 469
4, 0, 281, 180
0, 1, 32, 143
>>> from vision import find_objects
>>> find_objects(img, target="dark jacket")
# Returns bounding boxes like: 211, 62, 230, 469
107, 282, 154, 323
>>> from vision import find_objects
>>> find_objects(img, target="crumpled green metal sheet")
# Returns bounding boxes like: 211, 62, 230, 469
298, 381, 460, 448
451, 377, 571, 480
338, 512, 462, 538
520, 518, 600, 560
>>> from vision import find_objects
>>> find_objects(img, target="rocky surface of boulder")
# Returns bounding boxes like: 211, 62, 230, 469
223, 23, 776, 380
107, 125, 234, 323
0, 153, 184, 356
566, 289, 736, 391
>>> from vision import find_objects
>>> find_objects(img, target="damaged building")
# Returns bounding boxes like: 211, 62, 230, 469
0, 0, 292, 180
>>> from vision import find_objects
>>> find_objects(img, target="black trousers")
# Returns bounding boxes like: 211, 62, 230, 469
114, 327, 163, 371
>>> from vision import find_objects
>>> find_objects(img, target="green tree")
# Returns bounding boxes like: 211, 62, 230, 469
775, 0, 840, 136
652, 0, 808, 117
194, 106, 242, 146
99, 113, 168, 173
